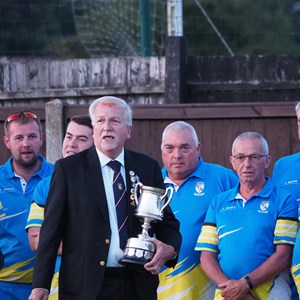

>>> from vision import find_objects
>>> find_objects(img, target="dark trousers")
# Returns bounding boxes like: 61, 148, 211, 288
97, 267, 139, 300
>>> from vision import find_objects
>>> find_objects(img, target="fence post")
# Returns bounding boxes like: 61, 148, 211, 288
165, 0, 186, 103
45, 99, 64, 163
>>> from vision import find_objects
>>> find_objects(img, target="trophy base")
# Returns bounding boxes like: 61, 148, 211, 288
119, 237, 156, 266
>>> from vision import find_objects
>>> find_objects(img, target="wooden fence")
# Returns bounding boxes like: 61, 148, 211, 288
3, 55, 300, 106
0, 102, 296, 177
0, 57, 165, 106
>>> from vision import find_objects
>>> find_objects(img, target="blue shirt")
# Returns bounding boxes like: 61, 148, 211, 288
26, 176, 60, 297
272, 152, 300, 205
274, 152, 300, 298
195, 178, 298, 298
292, 228, 300, 298
26, 176, 51, 228
158, 157, 238, 300
0, 156, 53, 284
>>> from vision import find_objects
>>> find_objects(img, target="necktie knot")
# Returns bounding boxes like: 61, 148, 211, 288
108, 160, 121, 173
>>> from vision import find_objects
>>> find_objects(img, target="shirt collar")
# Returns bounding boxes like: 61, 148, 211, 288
96, 148, 125, 168
227, 177, 273, 202
4, 155, 52, 179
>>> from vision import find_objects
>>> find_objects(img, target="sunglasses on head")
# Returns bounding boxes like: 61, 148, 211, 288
5, 111, 38, 124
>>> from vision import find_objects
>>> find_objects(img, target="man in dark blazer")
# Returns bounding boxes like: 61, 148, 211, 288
29, 96, 181, 300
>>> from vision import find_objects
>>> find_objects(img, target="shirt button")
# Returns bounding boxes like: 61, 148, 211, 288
99, 261, 106, 267
105, 239, 110, 244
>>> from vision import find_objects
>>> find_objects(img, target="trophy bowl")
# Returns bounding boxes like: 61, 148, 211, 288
119, 183, 173, 266
119, 236, 156, 265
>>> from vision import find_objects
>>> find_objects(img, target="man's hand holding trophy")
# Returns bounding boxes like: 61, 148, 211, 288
119, 177, 175, 271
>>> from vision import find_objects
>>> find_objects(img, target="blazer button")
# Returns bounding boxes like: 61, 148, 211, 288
99, 261, 106, 267
105, 239, 110, 244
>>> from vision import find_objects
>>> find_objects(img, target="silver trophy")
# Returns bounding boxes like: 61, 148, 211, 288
119, 182, 174, 265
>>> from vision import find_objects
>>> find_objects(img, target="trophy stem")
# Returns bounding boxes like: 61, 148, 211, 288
139, 217, 152, 239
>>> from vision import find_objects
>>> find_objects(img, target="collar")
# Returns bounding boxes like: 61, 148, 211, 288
4, 155, 52, 179
96, 148, 125, 168
227, 177, 274, 202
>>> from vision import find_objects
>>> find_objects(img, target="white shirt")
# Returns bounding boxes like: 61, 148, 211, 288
164, 176, 180, 192
95, 148, 127, 267
14, 173, 27, 193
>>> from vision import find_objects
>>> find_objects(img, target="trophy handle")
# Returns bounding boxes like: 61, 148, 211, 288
159, 187, 174, 216
134, 182, 143, 206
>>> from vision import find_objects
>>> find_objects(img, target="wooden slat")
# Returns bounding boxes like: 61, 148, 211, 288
0, 103, 298, 178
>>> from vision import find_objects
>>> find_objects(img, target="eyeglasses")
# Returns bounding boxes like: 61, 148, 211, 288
232, 154, 268, 163
5, 111, 37, 125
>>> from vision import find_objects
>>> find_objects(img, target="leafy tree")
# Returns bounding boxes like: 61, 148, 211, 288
0, 0, 87, 58
0, 0, 300, 58
184, 0, 300, 56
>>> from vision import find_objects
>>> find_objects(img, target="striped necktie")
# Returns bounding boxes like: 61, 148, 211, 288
107, 160, 128, 249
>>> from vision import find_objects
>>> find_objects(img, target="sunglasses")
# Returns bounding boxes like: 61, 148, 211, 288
5, 111, 38, 125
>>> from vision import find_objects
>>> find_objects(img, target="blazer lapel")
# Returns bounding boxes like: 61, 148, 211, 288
124, 150, 140, 231
85, 147, 110, 227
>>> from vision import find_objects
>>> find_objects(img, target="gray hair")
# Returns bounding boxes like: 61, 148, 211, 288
161, 121, 199, 148
89, 96, 132, 127
295, 102, 300, 115
232, 132, 269, 155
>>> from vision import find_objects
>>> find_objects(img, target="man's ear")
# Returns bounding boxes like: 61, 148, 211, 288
127, 126, 132, 140
229, 156, 236, 171
264, 155, 272, 169
3, 136, 10, 149
197, 143, 201, 154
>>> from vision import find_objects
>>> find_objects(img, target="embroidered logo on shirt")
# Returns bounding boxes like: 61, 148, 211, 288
285, 179, 298, 185
0, 187, 15, 193
194, 181, 205, 196
221, 205, 236, 212
258, 201, 269, 213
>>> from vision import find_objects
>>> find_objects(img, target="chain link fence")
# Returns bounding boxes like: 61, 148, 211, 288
1, 0, 300, 58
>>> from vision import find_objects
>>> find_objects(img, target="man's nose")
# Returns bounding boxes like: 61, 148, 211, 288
243, 156, 252, 165
173, 148, 182, 158
68, 139, 77, 148
103, 119, 112, 130
22, 137, 31, 146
